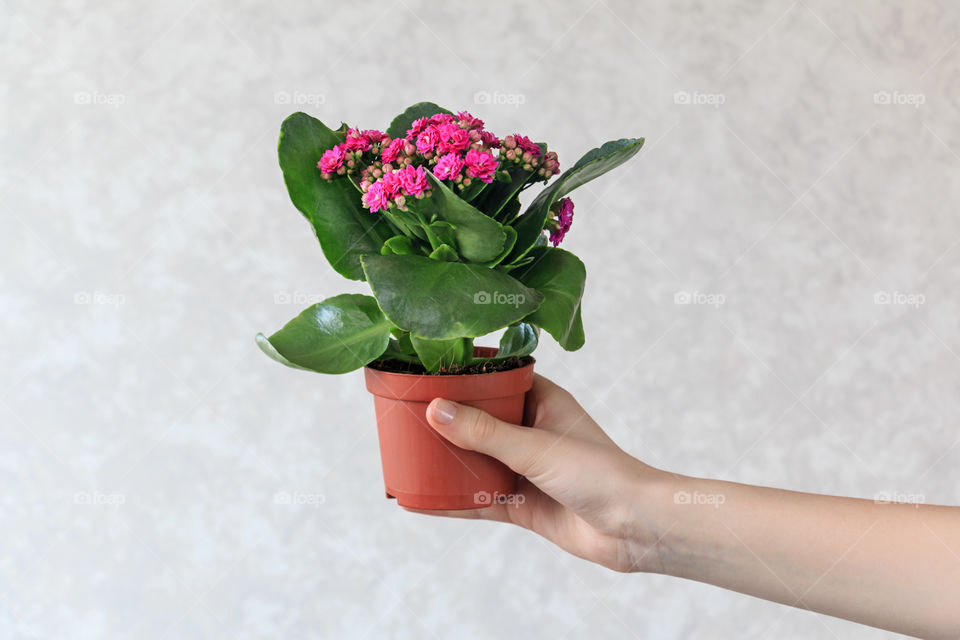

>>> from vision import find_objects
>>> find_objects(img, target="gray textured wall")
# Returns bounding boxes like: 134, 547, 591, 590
3, 0, 958, 637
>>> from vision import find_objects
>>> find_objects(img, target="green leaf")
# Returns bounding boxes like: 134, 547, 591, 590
361, 254, 543, 339
381, 236, 417, 255
496, 196, 522, 224
385, 102, 452, 139
257, 294, 391, 374
496, 323, 539, 358
428, 221, 457, 247
429, 244, 459, 261
278, 112, 393, 280
255, 333, 313, 371
506, 137, 644, 264
479, 225, 516, 268
458, 178, 488, 203
410, 336, 470, 372
510, 246, 586, 351
381, 334, 420, 363
407, 171, 507, 263
479, 143, 546, 218
500, 253, 535, 272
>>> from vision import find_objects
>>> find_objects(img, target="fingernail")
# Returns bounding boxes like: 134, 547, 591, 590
431, 399, 457, 424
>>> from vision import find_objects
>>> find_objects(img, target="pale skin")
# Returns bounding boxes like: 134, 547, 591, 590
407, 374, 960, 639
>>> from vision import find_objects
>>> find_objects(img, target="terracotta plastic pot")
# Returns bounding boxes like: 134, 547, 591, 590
363, 346, 534, 510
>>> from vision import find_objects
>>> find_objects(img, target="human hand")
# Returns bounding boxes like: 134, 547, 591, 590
407, 373, 672, 573
408, 374, 960, 637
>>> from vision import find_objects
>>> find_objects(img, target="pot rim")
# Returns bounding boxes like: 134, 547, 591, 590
363, 345, 532, 379
363, 346, 535, 402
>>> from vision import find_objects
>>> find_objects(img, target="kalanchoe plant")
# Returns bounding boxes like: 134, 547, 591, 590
256, 102, 643, 374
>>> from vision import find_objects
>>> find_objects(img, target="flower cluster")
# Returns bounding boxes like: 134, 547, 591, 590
547, 197, 575, 246
317, 110, 562, 215
501, 134, 559, 180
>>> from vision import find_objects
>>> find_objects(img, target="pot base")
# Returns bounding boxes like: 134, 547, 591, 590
365, 347, 533, 511
384, 484, 517, 511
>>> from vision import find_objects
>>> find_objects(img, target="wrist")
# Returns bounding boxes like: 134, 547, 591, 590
620, 468, 708, 575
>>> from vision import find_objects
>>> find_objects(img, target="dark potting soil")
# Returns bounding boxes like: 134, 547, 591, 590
367, 355, 534, 376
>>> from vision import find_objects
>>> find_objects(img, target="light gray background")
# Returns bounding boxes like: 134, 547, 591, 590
2, 0, 959, 638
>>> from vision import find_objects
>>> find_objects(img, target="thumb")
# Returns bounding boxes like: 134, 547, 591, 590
426, 398, 552, 477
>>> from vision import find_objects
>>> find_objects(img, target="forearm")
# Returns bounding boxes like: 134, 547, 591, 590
634, 473, 960, 638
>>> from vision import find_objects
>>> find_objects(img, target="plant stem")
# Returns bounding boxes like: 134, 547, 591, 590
460, 337, 474, 367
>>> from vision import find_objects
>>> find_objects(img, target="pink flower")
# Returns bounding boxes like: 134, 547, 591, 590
456, 110, 484, 130
464, 148, 497, 183
542, 150, 560, 176
381, 137, 405, 163
344, 128, 370, 152
557, 197, 574, 227
362, 129, 386, 143
480, 130, 500, 147
549, 198, 574, 246
318, 145, 346, 174
406, 117, 430, 139
513, 134, 541, 157
430, 112, 455, 125
434, 153, 464, 180
363, 181, 389, 212
437, 123, 470, 153
380, 170, 403, 198
398, 165, 429, 195
416, 126, 440, 154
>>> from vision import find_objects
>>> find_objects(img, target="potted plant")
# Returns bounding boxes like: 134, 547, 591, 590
257, 102, 643, 509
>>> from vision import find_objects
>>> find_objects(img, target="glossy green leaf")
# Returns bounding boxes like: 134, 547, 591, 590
255, 333, 313, 371
411, 336, 470, 372
496, 323, 539, 358
257, 294, 391, 374
510, 246, 586, 351
479, 225, 516, 268
506, 137, 644, 263
278, 112, 392, 280
428, 221, 457, 247
385, 102, 451, 139
381, 236, 417, 255
381, 337, 420, 363
407, 172, 507, 263
361, 254, 543, 339
429, 244, 459, 261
